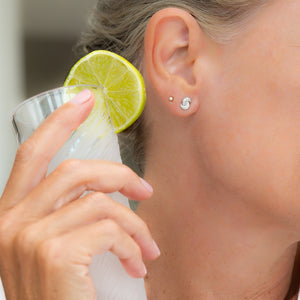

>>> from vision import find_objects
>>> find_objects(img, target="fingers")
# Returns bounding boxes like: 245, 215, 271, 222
18, 192, 159, 261
2, 90, 95, 208
19, 160, 152, 217
38, 219, 149, 278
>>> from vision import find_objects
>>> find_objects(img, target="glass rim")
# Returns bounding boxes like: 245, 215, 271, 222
11, 84, 101, 119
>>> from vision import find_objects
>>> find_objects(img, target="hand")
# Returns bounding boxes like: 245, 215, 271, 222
0, 90, 160, 300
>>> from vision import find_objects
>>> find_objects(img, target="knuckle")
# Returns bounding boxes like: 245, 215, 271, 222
135, 219, 149, 236
131, 243, 142, 259
0, 214, 15, 250
99, 219, 121, 237
37, 238, 63, 270
14, 225, 39, 256
15, 139, 38, 163
56, 159, 81, 174
119, 164, 134, 177
83, 192, 107, 209
0, 216, 10, 239
86, 192, 106, 205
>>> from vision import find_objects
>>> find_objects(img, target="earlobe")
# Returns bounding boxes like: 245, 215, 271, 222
144, 7, 204, 116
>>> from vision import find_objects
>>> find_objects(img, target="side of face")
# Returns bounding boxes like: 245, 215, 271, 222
197, 0, 300, 230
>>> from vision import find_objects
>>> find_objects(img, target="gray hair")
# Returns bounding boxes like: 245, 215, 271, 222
76, 0, 268, 175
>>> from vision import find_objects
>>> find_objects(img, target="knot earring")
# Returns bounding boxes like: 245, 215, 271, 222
180, 97, 191, 110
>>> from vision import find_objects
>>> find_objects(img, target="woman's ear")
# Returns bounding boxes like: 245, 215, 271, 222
144, 7, 206, 116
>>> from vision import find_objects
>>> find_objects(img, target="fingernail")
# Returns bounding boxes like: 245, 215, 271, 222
153, 240, 161, 257
140, 178, 153, 193
70, 89, 92, 105
139, 262, 147, 277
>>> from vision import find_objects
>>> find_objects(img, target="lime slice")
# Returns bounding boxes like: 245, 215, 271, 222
64, 50, 146, 133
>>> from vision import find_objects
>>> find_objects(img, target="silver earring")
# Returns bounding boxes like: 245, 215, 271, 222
180, 97, 191, 110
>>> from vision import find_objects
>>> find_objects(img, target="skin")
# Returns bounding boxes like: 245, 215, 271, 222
138, 0, 300, 299
1, 0, 300, 299
0, 91, 160, 299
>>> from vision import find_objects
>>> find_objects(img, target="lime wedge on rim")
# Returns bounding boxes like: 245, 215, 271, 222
64, 50, 146, 133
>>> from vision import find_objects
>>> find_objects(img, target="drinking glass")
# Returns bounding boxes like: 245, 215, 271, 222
11, 85, 147, 299
12, 85, 121, 172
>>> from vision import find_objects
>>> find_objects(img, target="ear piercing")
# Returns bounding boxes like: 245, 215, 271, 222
168, 96, 192, 110
180, 97, 192, 111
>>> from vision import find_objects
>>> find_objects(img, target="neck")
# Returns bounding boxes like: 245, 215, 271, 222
137, 144, 299, 299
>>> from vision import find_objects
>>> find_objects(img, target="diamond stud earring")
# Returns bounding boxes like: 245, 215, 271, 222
180, 97, 191, 110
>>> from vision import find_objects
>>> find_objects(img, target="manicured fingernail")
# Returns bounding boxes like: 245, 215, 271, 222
139, 262, 147, 277
140, 178, 153, 193
153, 240, 161, 257
70, 89, 92, 105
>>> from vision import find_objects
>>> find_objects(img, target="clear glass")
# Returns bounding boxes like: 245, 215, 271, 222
12, 85, 121, 173
11, 85, 147, 299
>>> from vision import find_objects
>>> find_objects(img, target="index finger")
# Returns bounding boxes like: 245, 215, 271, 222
2, 89, 95, 207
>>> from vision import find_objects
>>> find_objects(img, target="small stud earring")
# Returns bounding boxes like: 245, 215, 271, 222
168, 96, 174, 102
180, 97, 191, 110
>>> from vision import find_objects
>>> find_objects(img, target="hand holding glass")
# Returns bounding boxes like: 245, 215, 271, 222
11, 85, 147, 299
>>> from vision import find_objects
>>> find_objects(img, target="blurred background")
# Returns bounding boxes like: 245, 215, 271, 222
0, 0, 97, 193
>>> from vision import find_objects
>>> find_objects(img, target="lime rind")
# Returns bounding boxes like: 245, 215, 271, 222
64, 50, 146, 133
